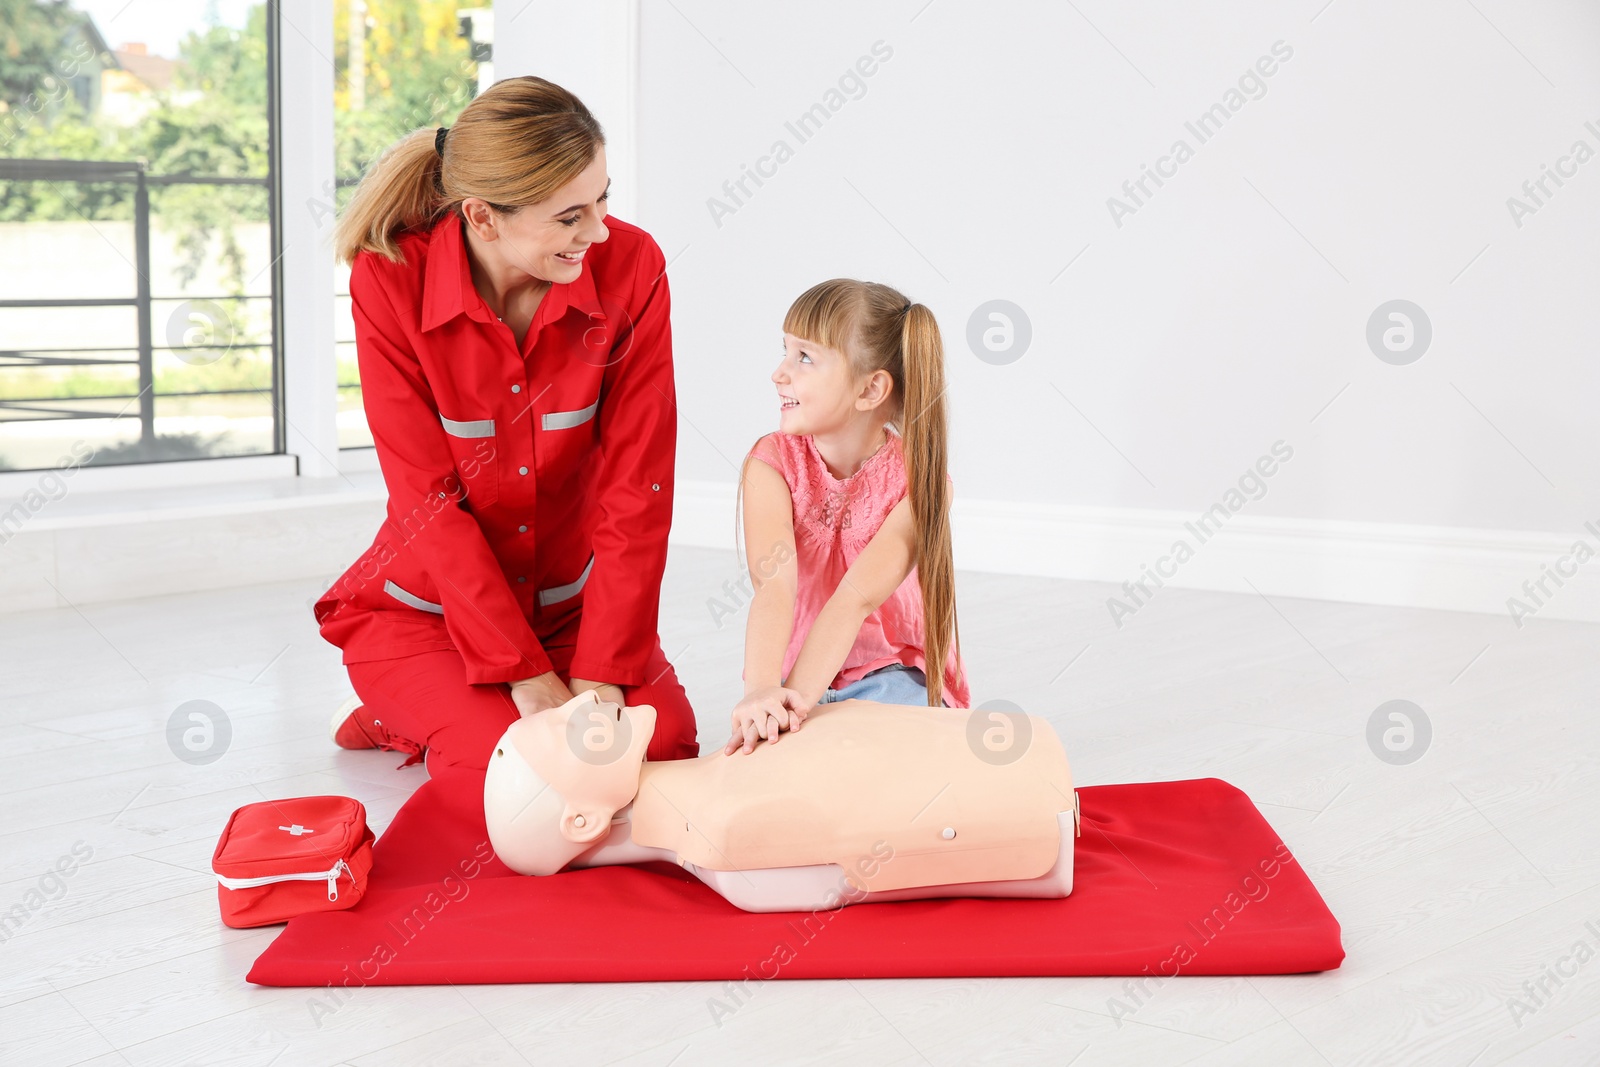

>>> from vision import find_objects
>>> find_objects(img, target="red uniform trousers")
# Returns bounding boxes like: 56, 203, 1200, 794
346, 617, 699, 774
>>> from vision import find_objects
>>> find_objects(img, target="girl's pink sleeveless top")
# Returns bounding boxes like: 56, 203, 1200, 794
746, 428, 972, 708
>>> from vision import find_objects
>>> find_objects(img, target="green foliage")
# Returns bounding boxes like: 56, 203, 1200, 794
177, 6, 269, 111
333, 0, 478, 182
2, 2, 272, 293
0, 0, 478, 453
0, 0, 88, 109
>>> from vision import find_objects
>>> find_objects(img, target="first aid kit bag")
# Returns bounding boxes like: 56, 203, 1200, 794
211, 795, 376, 928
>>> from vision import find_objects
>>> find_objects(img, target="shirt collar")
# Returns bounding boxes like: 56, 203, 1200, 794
420, 211, 606, 333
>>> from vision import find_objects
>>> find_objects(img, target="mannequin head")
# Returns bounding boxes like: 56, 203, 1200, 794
483, 690, 657, 875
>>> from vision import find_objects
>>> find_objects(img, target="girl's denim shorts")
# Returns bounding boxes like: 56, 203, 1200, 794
812, 663, 942, 707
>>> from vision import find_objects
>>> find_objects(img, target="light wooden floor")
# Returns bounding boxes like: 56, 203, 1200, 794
2, 542, 1596, 1066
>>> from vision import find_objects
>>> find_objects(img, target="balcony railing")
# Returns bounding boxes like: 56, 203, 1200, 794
0, 157, 276, 450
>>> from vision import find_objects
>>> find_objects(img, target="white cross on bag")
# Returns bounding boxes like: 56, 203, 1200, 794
278, 824, 315, 836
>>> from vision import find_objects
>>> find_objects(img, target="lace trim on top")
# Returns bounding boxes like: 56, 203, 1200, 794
782, 429, 903, 548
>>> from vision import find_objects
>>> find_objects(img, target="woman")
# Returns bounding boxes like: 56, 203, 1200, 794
315, 76, 699, 776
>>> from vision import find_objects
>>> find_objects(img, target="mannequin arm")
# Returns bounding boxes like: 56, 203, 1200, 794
785, 495, 916, 708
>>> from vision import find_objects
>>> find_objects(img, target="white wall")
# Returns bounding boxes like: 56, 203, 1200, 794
611, 0, 1600, 621
496, 0, 639, 223
14, 2, 1594, 621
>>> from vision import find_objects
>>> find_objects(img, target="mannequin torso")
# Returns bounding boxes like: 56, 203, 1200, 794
484, 693, 1080, 913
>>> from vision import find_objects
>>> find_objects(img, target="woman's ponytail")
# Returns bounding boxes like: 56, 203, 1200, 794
333, 128, 447, 267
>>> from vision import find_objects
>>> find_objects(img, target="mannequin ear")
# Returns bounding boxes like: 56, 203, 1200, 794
560, 804, 611, 844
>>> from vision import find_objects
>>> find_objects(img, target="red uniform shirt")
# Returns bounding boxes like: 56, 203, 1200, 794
315, 211, 675, 687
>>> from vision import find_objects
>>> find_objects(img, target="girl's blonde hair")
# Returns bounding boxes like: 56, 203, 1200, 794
333, 75, 604, 267
739, 279, 962, 707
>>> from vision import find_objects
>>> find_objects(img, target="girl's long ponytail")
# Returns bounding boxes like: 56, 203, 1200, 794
899, 303, 960, 707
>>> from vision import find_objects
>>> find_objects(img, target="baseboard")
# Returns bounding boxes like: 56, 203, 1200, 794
671, 480, 1600, 628
0, 474, 388, 613
5, 474, 1594, 630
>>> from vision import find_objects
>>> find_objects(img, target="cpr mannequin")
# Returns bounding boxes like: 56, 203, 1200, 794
483, 690, 1081, 913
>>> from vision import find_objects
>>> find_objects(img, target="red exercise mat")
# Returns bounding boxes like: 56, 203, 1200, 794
246, 769, 1343, 985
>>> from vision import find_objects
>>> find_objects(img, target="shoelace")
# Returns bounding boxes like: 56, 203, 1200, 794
372, 720, 426, 769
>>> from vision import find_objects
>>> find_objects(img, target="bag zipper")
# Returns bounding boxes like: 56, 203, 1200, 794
215, 858, 353, 902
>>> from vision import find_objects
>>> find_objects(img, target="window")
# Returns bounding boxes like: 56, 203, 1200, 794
332, 0, 491, 450
0, 0, 279, 472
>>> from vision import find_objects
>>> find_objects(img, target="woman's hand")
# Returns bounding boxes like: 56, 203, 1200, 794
570, 677, 627, 708
724, 685, 808, 755
509, 672, 576, 718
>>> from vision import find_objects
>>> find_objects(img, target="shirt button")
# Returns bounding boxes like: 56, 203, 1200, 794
517, 576, 526, 583
518, 524, 528, 533
519, 466, 529, 475
511, 384, 521, 393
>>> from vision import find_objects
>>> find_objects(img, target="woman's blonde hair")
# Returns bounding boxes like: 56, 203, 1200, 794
739, 279, 962, 707
333, 75, 604, 267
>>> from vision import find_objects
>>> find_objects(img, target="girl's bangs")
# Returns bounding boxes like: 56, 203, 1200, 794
782, 282, 859, 354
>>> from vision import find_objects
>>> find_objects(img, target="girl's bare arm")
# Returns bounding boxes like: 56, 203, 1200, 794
784, 495, 916, 707
740, 457, 799, 695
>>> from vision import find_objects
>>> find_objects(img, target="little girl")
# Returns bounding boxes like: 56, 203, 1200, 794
725, 278, 971, 755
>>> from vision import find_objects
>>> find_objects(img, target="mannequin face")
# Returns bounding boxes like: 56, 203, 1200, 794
772, 331, 893, 435
508, 690, 656, 844
459, 144, 611, 286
